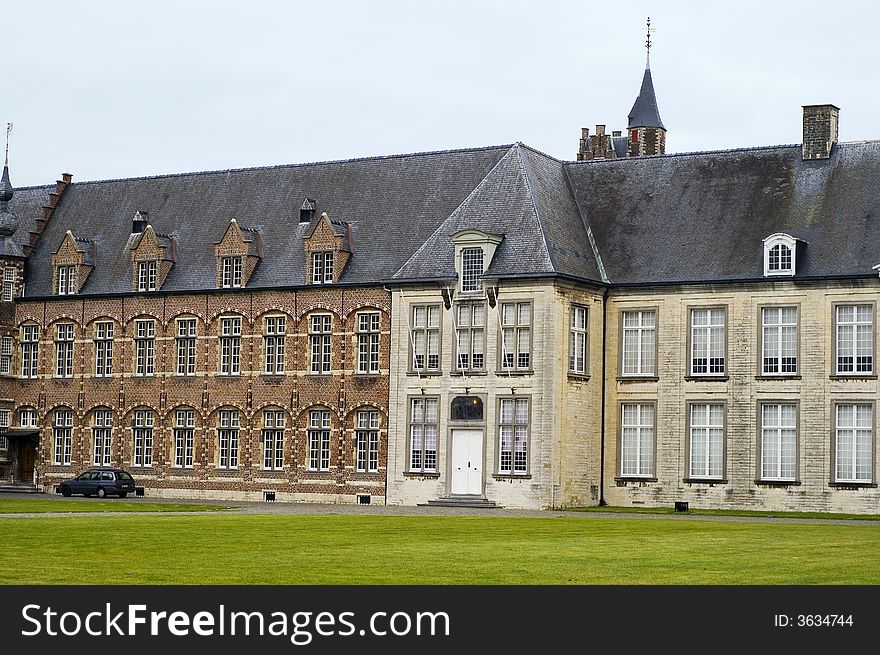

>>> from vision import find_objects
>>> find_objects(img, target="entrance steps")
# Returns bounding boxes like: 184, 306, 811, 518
422, 495, 500, 509
0, 482, 42, 494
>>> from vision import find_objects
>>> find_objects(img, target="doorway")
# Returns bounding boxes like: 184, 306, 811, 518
450, 429, 483, 495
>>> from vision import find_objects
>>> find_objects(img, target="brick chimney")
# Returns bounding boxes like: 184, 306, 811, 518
802, 104, 839, 160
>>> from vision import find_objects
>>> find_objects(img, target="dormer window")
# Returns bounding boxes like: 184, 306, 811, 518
221, 257, 243, 288
461, 248, 484, 292
312, 252, 334, 285
56, 265, 77, 295
137, 261, 158, 291
763, 233, 798, 277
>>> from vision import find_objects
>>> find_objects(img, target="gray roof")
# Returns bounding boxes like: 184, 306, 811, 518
565, 141, 880, 284
627, 67, 665, 130
7, 182, 53, 253
22, 146, 511, 295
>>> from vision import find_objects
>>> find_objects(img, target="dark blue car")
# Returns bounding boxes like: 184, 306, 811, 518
59, 468, 136, 498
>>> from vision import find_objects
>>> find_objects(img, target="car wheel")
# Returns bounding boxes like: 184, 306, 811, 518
119, 492, 127, 498
97, 487, 107, 498
61, 486, 71, 497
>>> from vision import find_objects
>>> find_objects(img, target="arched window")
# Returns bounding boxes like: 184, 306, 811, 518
763, 234, 797, 277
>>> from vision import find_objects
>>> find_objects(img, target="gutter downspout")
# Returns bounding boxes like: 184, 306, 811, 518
599, 287, 608, 506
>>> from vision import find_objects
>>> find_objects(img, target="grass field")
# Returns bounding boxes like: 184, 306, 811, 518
1, 513, 879, 584
570, 506, 880, 521
0, 498, 230, 513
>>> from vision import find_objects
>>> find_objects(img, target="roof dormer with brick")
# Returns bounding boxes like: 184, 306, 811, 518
129, 212, 177, 292
213, 218, 262, 289
303, 211, 353, 285
51, 230, 95, 295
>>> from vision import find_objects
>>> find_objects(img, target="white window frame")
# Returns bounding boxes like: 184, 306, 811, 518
620, 403, 655, 478
20, 324, 39, 379
688, 403, 725, 480
2, 266, 15, 301
621, 309, 656, 377
92, 409, 113, 466
263, 316, 286, 375
176, 318, 197, 376
761, 307, 797, 376
53, 408, 73, 465
760, 403, 797, 482
218, 409, 239, 469
356, 312, 381, 374
174, 409, 195, 469
499, 302, 531, 371
356, 410, 380, 473
134, 319, 155, 377
307, 410, 331, 471
19, 407, 37, 428
834, 403, 873, 483
0, 335, 12, 375
498, 397, 529, 475
460, 247, 484, 293
569, 305, 587, 374
411, 305, 440, 372
94, 321, 114, 377
132, 409, 154, 468
763, 233, 797, 277
219, 316, 242, 376
262, 410, 285, 470
56, 265, 77, 295
408, 397, 438, 473
690, 308, 726, 376
137, 260, 158, 292
455, 302, 485, 372
54, 323, 74, 378
309, 314, 332, 374
311, 251, 334, 285
835, 304, 874, 376
221, 256, 243, 288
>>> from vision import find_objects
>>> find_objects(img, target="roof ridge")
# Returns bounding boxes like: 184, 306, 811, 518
513, 145, 555, 273
562, 162, 609, 283
515, 142, 564, 164
64, 144, 518, 186
564, 143, 802, 165
392, 145, 519, 278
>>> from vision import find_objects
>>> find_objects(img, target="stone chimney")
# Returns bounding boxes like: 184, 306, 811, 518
802, 104, 839, 160
132, 210, 149, 234
577, 125, 618, 161
300, 198, 317, 223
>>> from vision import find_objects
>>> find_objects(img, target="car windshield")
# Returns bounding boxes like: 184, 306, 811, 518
115, 472, 133, 481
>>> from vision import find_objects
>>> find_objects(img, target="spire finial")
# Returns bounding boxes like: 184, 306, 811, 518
645, 17, 655, 69
4, 123, 11, 167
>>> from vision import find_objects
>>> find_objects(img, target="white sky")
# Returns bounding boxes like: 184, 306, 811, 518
4, 0, 879, 186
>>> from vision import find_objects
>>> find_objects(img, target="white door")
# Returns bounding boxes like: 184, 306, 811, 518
450, 429, 483, 495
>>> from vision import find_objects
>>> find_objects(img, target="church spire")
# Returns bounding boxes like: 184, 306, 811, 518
626, 18, 666, 156
0, 122, 24, 256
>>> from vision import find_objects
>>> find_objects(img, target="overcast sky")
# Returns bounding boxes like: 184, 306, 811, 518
4, 0, 879, 187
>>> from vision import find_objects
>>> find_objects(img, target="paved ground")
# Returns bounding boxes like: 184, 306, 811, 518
1, 491, 878, 525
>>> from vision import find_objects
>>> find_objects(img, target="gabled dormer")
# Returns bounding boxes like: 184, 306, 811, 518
51, 230, 95, 295
213, 218, 262, 289
129, 214, 176, 292
303, 211, 353, 285
762, 233, 800, 277
452, 229, 503, 294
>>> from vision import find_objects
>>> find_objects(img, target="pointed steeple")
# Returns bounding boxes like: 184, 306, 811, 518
0, 123, 25, 257
626, 18, 667, 157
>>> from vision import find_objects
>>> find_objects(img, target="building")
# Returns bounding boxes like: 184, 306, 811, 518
2, 54, 879, 513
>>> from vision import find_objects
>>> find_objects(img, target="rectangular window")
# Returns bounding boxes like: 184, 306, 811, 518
263, 316, 286, 375
620, 403, 655, 477
54, 323, 74, 378
137, 261, 158, 292
836, 305, 873, 375
309, 314, 332, 374
356, 410, 380, 473
94, 321, 114, 377
2, 266, 15, 301
0, 435, 6, 452
311, 252, 334, 284
219, 316, 242, 376
762, 307, 797, 375
53, 409, 73, 465
135, 320, 155, 377
20, 324, 39, 379
409, 398, 438, 473
92, 409, 113, 466
0, 335, 12, 375
19, 407, 37, 427
455, 303, 485, 371
498, 398, 529, 475
569, 305, 587, 374
500, 302, 531, 370
174, 409, 195, 468
221, 257, 243, 288
262, 410, 285, 470
133, 409, 154, 468
176, 318, 197, 376
835, 404, 873, 483
690, 308, 726, 376
357, 312, 381, 374
0, 410, 9, 430
411, 305, 440, 371
308, 410, 331, 471
56, 265, 77, 295
218, 409, 239, 469
621, 310, 656, 376
460, 247, 484, 292
760, 403, 797, 481
689, 403, 725, 479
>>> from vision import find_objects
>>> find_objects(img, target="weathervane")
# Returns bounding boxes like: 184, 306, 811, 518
645, 17, 655, 68
4, 122, 11, 167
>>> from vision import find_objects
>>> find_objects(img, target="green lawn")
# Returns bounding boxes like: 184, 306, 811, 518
0, 498, 230, 514
1, 514, 878, 584
569, 505, 880, 521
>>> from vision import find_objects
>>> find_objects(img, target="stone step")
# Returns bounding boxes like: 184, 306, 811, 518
0, 483, 43, 494
422, 495, 500, 509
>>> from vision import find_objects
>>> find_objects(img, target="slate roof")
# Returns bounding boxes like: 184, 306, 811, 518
6, 181, 53, 254
21, 146, 512, 295
627, 67, 665, 130
565, 141, 880, 284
